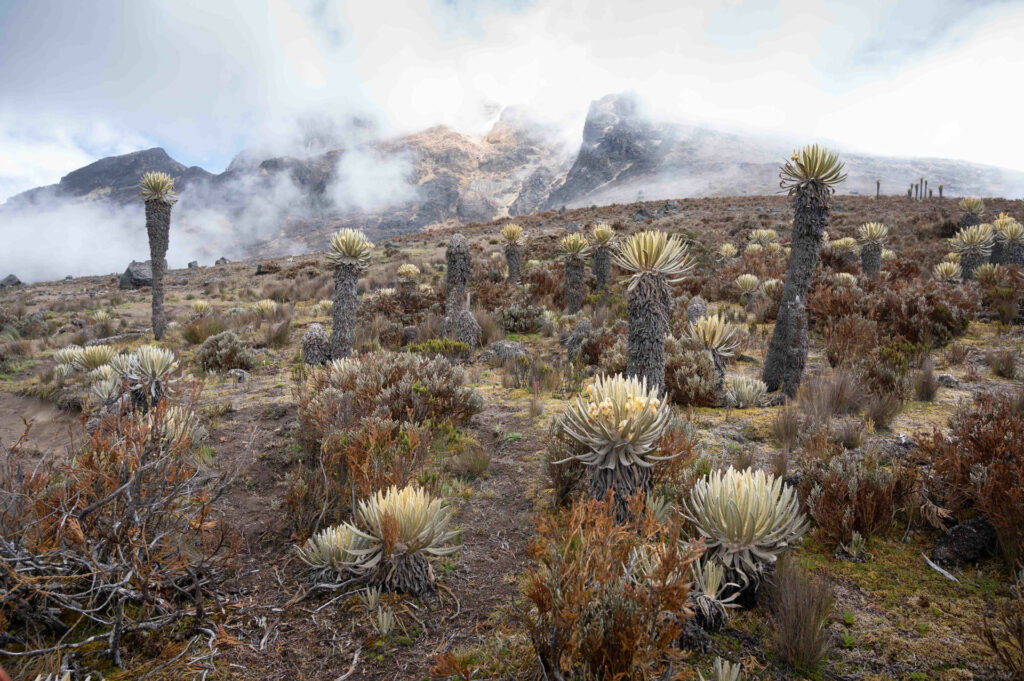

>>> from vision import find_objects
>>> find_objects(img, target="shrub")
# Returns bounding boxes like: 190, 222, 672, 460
580, 324, 627, 372
0, 394, 233, 673
769, 556, 835, 674
809, 278, 978, 348
855, 343, 912, 398
407, 338, 471, 360
803, 451, 916, 547
495, 303, 545, 333
195, 331, 257, 372
797, 371, 865, 428
824, 315, 877, 368
297, 352, 482, 446
664, 337, 720, 407
285, 417, 432, 539
181, 315, 226, 345
923, 391, 1024, 568
515, 496, 700, 681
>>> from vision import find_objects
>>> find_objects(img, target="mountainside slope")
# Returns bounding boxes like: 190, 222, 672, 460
4, 92, 1024, 282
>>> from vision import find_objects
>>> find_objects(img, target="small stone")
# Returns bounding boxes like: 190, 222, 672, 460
215, 257, 230, 266
402, 326, 418, 345
226, 368, 249, 383
188, 261, 199, 269
937, 373, 959, 388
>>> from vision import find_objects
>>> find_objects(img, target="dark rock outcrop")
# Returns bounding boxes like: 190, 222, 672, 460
931, 517, 998, 567
510, 167, 555, 216
119, 260, 153, 289
0, 274, 22, 289
545, 93, 666, 209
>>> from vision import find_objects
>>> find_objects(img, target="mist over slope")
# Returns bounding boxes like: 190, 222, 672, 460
4, 92, 1023, 283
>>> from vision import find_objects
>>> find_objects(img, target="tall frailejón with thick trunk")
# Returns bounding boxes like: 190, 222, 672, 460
559, 233, 590, 315
443, 233, 472, 338
614, 230, 694, 392
500, 223, 525, 284
857, 222, 888, 279
139, 172, 178, 341
591, 223, 615, 291
327, 228, 373, 359
762, 145, 846, 396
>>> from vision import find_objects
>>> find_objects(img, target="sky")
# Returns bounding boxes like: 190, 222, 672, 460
1, 0, 1023, 203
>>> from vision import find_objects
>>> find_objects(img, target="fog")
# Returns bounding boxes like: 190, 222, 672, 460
0, 131, 423, 282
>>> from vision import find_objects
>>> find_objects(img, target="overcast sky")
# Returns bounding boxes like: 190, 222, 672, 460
1, 0, 1022, 203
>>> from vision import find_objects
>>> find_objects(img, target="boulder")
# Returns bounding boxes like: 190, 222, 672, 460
119, 260, 153, 289
931, 517, 997, 567
188, 261, 199, 269
937, 373, 959, 388
215, 257, 230, 266
480, 340, 527, 365
0, 274, 22, 288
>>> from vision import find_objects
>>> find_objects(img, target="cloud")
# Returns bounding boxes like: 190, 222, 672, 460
327, 148, 419, 213
0, 166, 316, 282
0, 0, 1022, 204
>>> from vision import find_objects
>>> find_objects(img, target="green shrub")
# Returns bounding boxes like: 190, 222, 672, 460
195, 331, 257, 372
407, 338, 471, 360
664, 337, 720, 407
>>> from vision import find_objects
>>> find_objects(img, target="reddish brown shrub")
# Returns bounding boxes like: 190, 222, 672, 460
922, 391, 1024, 568
802, 451, 917, 546
514, 496, 701, 681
